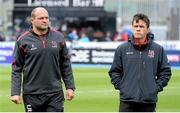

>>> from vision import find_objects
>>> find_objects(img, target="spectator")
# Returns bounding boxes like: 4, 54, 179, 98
67, 29, 79, 42
78, 32, 90, 42
0, 32, 5, 41
104, 31, 112, 41
113, 31, 128, 41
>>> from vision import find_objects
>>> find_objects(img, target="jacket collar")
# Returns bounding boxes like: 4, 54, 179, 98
129, 34, 153, 51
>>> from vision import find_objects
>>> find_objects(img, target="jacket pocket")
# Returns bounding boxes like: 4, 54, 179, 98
140, 79, 158, 102
120, 78, 137, 100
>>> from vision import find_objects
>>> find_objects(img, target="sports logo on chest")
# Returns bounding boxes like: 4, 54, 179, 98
51, 41, 57, 48
148, 50, 155, 58
30, 44, 37, 50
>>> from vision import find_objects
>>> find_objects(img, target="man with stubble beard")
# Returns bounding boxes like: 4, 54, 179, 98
10, 7, 75, 112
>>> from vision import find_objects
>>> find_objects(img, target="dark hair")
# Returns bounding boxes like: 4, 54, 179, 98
132, 13, 150, 28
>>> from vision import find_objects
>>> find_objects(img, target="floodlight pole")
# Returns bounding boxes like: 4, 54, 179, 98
168, 0, 179, 40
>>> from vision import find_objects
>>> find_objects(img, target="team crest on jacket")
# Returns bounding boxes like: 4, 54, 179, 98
148, 50, 155, 58
51, 41, 57, 48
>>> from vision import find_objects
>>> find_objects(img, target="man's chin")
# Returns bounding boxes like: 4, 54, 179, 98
39, 27, 48, 30
40, 25, 48, 28
134, 36, 143, 39
134, 34, 144, 39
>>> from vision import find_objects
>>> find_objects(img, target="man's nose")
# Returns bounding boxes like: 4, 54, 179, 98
136, 28, 141, 31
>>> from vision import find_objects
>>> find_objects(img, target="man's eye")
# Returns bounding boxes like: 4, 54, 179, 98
134, 25, 138, 28
139, 25, 145, 28
134, 25, 145, 28
38, 17, 48, 20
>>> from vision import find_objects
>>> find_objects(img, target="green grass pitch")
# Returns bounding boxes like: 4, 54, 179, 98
0, 65, 180, 112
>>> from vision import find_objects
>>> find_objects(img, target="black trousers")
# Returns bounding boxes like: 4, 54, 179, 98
119, 101, 156, 112
23, 91, 64, 112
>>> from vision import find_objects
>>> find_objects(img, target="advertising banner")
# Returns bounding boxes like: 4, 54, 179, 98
0, 42, 14, 64
0, 41, 180, 67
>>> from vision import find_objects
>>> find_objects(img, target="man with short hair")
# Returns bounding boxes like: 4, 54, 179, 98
109, 13, 171, 112
10, 7, 75, 112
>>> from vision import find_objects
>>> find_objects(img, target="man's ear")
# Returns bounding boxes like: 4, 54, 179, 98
30, 17, 33, 23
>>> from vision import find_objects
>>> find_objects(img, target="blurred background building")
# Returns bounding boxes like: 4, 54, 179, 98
0, 0, 13, 41
105, 0, 180, 40
0, 0, 179, 41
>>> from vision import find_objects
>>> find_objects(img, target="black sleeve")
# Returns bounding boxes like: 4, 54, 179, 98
59, 40, 75, 90
11, 41, 24, 96
108, 46, 123, 90
156, 47, 172, 92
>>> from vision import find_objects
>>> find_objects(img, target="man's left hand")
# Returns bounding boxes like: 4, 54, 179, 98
66, 89, 74, 101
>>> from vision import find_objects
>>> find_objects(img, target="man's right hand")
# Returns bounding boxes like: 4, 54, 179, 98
10, 95, 22, 104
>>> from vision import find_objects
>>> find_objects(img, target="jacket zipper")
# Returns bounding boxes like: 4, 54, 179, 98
137, 51, 142, 100
42, 35, 46, 48
38, 35, 46, 48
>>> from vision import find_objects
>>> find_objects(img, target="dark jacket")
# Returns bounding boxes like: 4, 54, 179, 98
11, 28, 75, 96
109, 36, 171, 103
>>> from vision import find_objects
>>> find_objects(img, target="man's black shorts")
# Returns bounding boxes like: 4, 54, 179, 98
23, 91, 64, 112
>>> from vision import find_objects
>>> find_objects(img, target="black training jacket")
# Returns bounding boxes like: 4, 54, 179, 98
109, 37, 171, 103
11, 28, 75, 96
